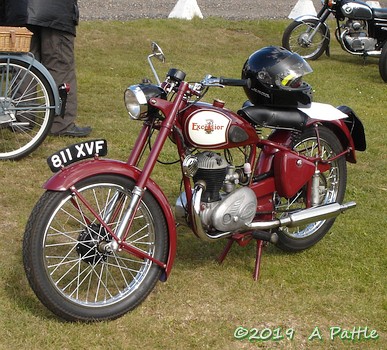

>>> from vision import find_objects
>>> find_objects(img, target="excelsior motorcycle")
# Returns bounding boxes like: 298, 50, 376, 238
23, 43, 366, 322
282, 0, 387, 82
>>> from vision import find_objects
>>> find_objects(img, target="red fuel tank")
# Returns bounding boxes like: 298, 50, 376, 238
181, 102, 259, 149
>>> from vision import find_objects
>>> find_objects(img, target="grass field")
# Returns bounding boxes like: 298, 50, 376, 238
0, 18, 386, 349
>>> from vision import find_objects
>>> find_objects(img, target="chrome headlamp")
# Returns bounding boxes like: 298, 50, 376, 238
124, 85, 148, 120
124, 84, 167, 120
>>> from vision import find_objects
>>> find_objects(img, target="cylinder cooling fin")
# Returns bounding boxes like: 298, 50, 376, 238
192, 151, 228, 202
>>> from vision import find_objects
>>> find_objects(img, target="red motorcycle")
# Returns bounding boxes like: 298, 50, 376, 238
23, 43, 366, 322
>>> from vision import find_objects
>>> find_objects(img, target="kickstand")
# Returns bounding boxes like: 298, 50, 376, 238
217, 233, 267, 281
217, 238, 235, 265
253, 240, 264, 281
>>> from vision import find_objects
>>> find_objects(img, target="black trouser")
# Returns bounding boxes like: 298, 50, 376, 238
29, 26, 77, 133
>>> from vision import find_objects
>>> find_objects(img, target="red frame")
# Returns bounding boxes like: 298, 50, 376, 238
45, 79, 357, 280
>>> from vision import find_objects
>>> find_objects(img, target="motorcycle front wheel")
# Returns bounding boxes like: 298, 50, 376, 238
23, 174, 168, 321
282, 19, 329, 60
0, 58, 55, 160
379, 41, 387, 82
274, 127, 347, 252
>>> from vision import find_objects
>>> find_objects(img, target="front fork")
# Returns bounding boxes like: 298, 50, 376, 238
301, 9, 331, 43
69, 185, 167, 269
106, 186, 145, 251
98, 84, 189, 259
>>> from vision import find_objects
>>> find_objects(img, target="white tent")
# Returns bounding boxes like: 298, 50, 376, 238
288, 0, 317, 19
168, 0, 203, 20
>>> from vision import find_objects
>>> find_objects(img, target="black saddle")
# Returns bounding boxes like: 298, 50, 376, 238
238, 102, 308, 130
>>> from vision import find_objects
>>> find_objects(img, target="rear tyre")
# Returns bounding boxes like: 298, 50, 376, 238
23, 175, 169, 321
379, 41, 387, 82
274, 127, 347, 252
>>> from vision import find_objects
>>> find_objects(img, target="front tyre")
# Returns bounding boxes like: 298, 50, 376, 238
274, 127, 347, 252
379, 41, 387, 82
282, 19, 329, 60
23, 175, 168, 321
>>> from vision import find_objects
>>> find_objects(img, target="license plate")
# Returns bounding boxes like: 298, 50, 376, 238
47, 139, 108, 172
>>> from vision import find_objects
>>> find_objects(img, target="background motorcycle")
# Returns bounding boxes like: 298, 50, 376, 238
22, 43, 366, 322
282, 0, 387, 82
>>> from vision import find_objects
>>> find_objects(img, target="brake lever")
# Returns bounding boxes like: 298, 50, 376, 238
201, 74, 249, 88
201, 74, 224, 88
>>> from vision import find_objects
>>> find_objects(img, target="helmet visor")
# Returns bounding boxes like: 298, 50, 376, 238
269, 53, 313, 88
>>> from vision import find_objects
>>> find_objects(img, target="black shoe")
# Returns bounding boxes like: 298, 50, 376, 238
51, 124, 92, 137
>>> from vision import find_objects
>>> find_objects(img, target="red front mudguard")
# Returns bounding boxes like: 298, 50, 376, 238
44, 158, 177, 280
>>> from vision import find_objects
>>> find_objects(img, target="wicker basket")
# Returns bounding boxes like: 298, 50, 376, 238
0, 26, 33, 53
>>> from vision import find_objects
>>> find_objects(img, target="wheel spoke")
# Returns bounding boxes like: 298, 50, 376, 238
275, 129, 345, 241
42, 181, 157, 307
0, 59, 53, 159
23, 175, 167, 320
284, 20, 327, 60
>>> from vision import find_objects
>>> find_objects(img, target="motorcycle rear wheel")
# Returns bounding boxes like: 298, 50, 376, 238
282, 19, 329, 60
379, 41, 387, 82
23, 174, 168, 321
274, 127, 347, 252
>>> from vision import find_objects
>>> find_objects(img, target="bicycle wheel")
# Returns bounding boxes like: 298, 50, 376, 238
282, 19, 329, 60
274, 127, 347, 252
0, 57, 55, 160
23, 175, 169, 321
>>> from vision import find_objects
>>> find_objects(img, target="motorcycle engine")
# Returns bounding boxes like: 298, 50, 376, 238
175, 151, 257, 233
342, 20, 377, 52
192, 151, 228, 203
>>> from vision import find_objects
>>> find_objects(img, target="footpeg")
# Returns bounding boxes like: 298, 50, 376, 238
252, 231, 278, 244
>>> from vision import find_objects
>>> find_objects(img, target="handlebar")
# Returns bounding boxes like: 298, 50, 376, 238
200, 74, 250, 88
219, 77, 250, 87
163, 71, 250, 96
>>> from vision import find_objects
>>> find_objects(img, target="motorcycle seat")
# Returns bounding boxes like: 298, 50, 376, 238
238, 103, 307, 130
373, 8, 387, 19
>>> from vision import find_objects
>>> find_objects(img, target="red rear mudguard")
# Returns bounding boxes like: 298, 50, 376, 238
44, 158, 177, 280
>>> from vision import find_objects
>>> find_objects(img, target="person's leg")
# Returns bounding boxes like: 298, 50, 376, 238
38, 27, 78, 133
29, 26, 42, 60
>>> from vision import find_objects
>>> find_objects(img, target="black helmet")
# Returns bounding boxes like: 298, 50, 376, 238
241, 46, 313, 108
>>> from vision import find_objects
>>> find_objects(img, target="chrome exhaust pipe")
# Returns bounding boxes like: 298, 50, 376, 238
278, 201, 356, 228
191, 182, 356, 241
245, 201, 356, 230
366, 50, 381, 57
191, 182, 233, 241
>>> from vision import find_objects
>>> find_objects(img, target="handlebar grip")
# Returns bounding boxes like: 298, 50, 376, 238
219, 77, 249, 87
